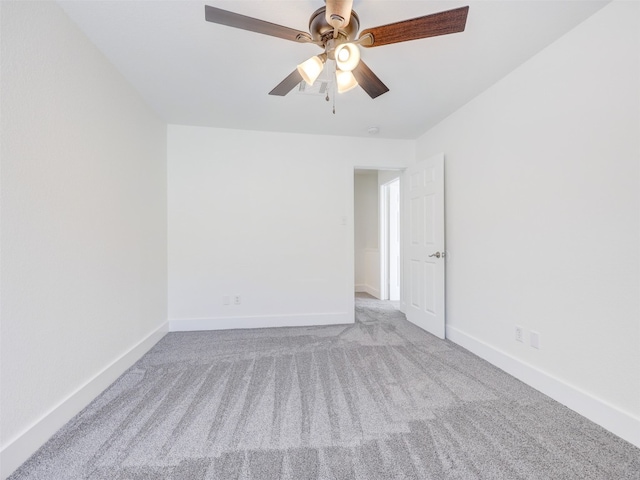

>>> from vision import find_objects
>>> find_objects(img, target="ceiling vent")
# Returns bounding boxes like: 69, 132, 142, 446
297, 80, 329, 96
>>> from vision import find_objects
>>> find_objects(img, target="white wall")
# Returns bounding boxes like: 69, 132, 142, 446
354, 172, 380, 297
0, 2, 168, 476
416, 1, 639, 446
168, 125, 412, 331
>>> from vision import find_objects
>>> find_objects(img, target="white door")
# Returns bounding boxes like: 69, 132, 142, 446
403, 154, 445, 338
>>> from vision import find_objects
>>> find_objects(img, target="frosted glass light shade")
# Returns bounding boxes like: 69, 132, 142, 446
335, 43, 360, 72
297, 55, 325, 86
336, 70, 358, 93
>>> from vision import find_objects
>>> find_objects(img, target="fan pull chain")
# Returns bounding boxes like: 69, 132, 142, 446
332, 65, 337, 114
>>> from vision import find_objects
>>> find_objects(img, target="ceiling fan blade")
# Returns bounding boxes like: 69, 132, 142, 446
269, 69, 303, 96
358, 6, 469, 47
205, 5, 312, 43
352, 60, 389, 99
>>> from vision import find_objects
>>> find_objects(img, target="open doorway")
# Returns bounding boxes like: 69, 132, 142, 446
354, 169, 402, 305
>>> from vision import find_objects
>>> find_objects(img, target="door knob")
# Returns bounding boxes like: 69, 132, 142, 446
429, 252, 444, 258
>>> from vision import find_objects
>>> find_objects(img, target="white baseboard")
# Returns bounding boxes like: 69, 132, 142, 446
366, 286, 381, 299
1, 322, 169, 480
170, 312, 351, 332
446, 325, 640, 449
354, 284, 381, 299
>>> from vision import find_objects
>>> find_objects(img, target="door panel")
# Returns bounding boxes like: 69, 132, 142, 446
424, 262, 437, 314
410, 259, 423, 309
424, 194, 436, 245
403, 154, 445, 338
410, 197, 424, 245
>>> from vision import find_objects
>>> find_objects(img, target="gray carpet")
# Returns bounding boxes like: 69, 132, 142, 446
10, 294, 640, 479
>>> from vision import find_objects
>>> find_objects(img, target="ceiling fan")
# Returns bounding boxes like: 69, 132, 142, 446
204, 1, 469, 99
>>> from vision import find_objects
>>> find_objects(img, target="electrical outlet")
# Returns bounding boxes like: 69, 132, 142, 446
530, 331, 540, 349
515, 325, 524, 342
223, 295, 230, 305
234, 295, 241, 305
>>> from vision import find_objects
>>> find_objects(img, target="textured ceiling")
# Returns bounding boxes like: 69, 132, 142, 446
58, 0, 609, 139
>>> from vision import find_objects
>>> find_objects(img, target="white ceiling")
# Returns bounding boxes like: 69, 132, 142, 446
58, 0, 609, 139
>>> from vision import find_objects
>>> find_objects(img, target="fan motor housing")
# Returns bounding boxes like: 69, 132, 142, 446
309, 7, 359, 44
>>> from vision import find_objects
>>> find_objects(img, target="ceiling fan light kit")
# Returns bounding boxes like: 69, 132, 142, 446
336, 70, 359, 93
297, 54, 327, 86
204, 1, 469, 100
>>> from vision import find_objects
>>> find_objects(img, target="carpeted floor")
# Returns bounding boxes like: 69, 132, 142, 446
10, 294, 640, 479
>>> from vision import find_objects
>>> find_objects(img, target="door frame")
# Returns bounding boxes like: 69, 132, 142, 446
379, 177, 401, 302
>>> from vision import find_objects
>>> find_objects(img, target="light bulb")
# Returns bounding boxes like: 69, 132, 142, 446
334, 43, 360, 72
338, 48, 350, 62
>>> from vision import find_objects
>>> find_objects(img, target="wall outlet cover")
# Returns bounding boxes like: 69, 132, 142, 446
515, 326, 524, 342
